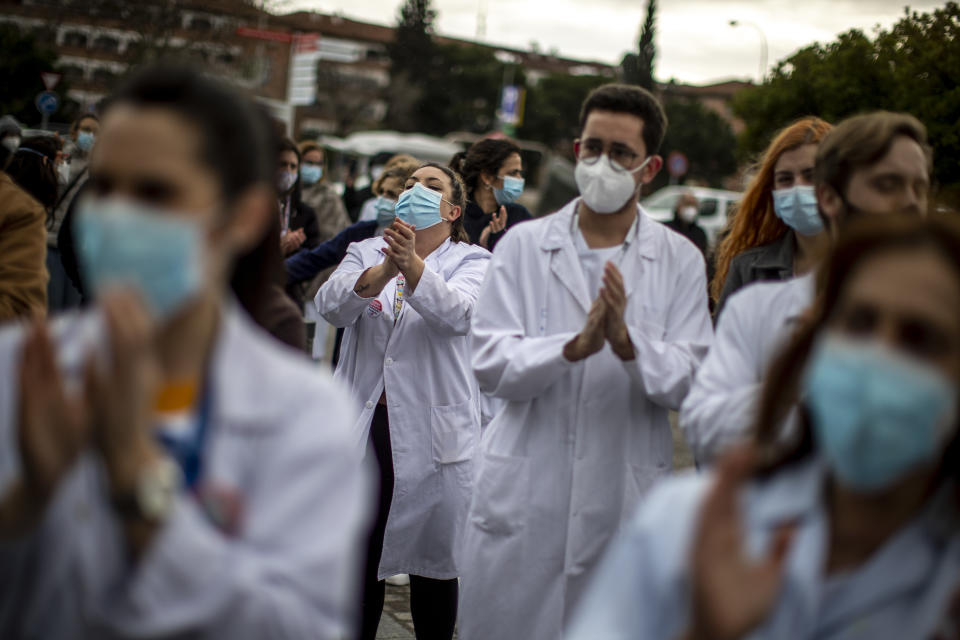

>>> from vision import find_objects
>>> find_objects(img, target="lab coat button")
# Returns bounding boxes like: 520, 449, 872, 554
365, 400, 374, 409
385, 357, 394, 366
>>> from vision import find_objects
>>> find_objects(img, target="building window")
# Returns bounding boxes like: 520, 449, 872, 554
92, 67, 118, 84
92, 35, 120, 53
62, 31, 88, 48
62, 65, 86, 82
190, 17, 213, 31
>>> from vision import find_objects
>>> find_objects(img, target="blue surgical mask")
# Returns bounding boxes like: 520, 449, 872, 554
76, 131, 96, 153
804, 334, 958, 492
75, 197, 204, 320
394, 182, 449, 230
375, 196, 396, 226
494, 176, 524, 205
300, 164, 323, 185
772, 185, 823, 236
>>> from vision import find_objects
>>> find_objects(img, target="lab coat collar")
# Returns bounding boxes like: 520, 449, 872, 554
747, 455, 959, 631
746, 455, 827, 526
540, 199, 657, 312
539, 198, 658, 260
208, 301, 282, 429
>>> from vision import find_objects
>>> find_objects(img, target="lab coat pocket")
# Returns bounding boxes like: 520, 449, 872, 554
471, 453, 529, 536
431, 400, 478, 465
640, 319, 666, 341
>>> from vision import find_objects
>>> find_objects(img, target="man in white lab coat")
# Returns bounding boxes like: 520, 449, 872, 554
458, 84, 714, 640
680, 111, 933, 464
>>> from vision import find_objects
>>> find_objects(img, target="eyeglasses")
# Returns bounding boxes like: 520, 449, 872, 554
578, 139, 645, 173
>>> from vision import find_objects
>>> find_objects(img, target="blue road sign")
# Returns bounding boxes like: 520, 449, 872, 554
35, 91, 59, 115
500, 86, 521, 125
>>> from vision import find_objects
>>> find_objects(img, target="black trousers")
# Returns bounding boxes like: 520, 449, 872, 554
357, 404, 459, 640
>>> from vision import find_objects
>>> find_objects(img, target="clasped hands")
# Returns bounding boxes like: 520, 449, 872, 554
355, 219, 424, 296
563, 261, 635, 362
14, 291, 165, 532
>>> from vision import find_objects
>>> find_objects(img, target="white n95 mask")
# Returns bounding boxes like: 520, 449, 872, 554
575, 155, 652, 214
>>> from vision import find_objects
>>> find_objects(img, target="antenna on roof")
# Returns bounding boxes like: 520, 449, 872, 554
476, 0, 487, 40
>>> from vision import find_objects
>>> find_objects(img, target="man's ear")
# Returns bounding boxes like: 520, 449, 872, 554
640, 155, 663, 185
223, 185, 273, 254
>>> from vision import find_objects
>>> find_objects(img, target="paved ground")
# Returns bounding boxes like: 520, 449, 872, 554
378, 583, 418, 639
375, 414, 694, 639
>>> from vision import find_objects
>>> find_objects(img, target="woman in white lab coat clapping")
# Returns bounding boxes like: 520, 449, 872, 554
569, 214, 960, 640
316, 163, 490, 640
0, 67, 371, 638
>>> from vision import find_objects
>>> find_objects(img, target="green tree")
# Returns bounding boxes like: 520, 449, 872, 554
621, 0, 656, 90
386, 0, 437, 131
0, 23, 74, 127
518, 73, 610, 153
649, 98, 738, 191
416, 44, 512, 135
733, 3, 960, 203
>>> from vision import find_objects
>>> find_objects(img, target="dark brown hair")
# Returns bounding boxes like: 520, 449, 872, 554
69, 113, 99, 136
7, 135, 60, 212
449, 138, 521, 200
420, 162, 469, 243
578, 83, 668, 156
754, 215, 960, 500
814, 112, 932, 206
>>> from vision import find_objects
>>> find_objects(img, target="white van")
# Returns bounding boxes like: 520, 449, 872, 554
642, 186, 742, 248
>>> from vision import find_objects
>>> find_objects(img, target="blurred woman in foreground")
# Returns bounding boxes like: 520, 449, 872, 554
571, 214, 960, 639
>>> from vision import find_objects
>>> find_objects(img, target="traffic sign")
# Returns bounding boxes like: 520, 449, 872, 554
498, 85, 525, 126
41, 72, 61, 91
667, 151, 689, 178
35, 91, 59, 115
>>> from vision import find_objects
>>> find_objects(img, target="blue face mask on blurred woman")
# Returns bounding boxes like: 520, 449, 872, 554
803, 333, 958, 492
375, 196, 396, 227
301, 164, 323, 186
773, 185, 823, 236
494, 176, 524, 206
394, 182, 450, 230
76, 131, 96, 153
75, 197, 205, 320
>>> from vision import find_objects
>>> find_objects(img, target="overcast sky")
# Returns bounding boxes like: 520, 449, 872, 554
285, 0, 947, 83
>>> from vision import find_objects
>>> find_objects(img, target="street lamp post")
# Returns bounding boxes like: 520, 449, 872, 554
729, 19, 768, 83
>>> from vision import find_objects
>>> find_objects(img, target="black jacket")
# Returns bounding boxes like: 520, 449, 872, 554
664, 217, 708, 256
716, 232, 795, 317
463, 200, 532, 251
282, 198, 321, 252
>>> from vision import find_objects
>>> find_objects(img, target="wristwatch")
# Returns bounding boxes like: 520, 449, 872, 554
112, 456, 183, 523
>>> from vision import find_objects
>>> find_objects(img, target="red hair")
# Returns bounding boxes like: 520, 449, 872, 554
711, 117, 833, 302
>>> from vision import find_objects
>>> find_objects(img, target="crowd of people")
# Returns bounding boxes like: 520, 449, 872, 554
0, 64, 957, 640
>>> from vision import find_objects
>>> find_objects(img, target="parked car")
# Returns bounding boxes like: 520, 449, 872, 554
641, 186, 742, 247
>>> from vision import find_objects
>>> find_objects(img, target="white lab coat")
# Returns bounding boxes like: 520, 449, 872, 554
458, 200, 714, 640
568, 457, 960, 639
0, 305, 372, 639
316, 235, 490, 579
680, 274, 814, 463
